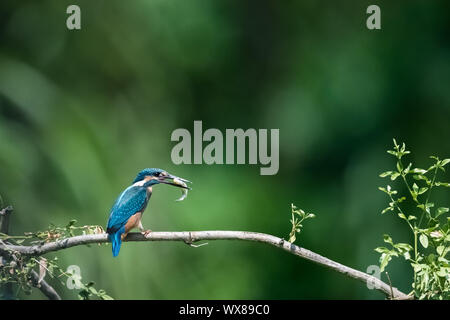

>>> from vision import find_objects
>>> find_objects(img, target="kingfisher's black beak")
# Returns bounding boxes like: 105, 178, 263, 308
158, 173, 191, 190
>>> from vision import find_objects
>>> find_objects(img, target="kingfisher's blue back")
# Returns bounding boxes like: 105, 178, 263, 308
107, 185, 150, 257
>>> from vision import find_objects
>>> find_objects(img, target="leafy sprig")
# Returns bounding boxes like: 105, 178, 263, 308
0, 220, 112, 300
0, 220, 104, 245
288, 203, 315, 243
377, 139, 449, 300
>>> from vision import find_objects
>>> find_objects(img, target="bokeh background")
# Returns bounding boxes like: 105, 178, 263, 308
0, 0, 449, 299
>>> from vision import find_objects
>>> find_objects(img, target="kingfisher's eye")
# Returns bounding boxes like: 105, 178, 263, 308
154, 172, 160, 177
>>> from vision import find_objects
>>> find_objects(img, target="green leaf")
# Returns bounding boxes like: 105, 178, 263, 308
398, 213, 407, 220
438, 256, 448, 264
394, 243, 413, 252
383, 234, 393, 245
441, 159, 450, 167
430, 230, 443, 239
404, 162, 412, 174
413, 174, 428, 183
390, 172, 400, 180
419, 234, 429, 249
412, 263, 422, 272
380, 253, 392, 272
102, 295, 114, 300
289, 234, 296, 243
378, 187, 387, 193
418, 187, 428, 195
66, 219, 77, 227
387, 150, 397, 157
435, 182, 450, 187
379, 171, 393, 178
436, 268, 447, 278
418, 203, 434, 214
403, 251, 411, 260
435, 207, 449, 218
392, 138, 398, 147
374, 247, 389, 253
381, 207, 393, 214
436, 246, 444, 256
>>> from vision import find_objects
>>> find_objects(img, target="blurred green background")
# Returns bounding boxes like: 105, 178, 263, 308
0, 0, 449, 299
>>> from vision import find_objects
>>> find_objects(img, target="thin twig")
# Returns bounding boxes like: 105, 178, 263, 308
385, 271, 394, 299
183, 231, 208, 247
0, 206, 15, 300
0, 206, 13, 234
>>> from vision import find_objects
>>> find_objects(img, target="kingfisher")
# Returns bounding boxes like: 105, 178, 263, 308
106, 168, 191, 257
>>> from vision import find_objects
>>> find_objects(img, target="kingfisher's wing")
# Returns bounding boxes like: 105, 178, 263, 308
106, 186, 148, 233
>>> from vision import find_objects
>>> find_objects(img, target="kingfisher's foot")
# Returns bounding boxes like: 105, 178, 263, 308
141, 229, 152, 237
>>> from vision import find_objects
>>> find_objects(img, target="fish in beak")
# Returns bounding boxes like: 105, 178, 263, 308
158, 173, 192, 201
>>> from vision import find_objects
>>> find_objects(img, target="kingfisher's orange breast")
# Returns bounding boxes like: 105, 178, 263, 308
124, 211, 143, 233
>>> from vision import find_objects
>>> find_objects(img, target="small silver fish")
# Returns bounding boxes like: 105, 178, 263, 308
172, 177, 189, 201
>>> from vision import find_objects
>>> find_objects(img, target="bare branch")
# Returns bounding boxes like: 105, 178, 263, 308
29, 270, 62, 300
0, 206, 14, 299
0, 230, 412, 300
0, 206, 13, 235
1, 206, 61, 300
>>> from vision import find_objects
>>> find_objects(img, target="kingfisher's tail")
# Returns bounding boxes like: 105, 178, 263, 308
108, 227, 125, 257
